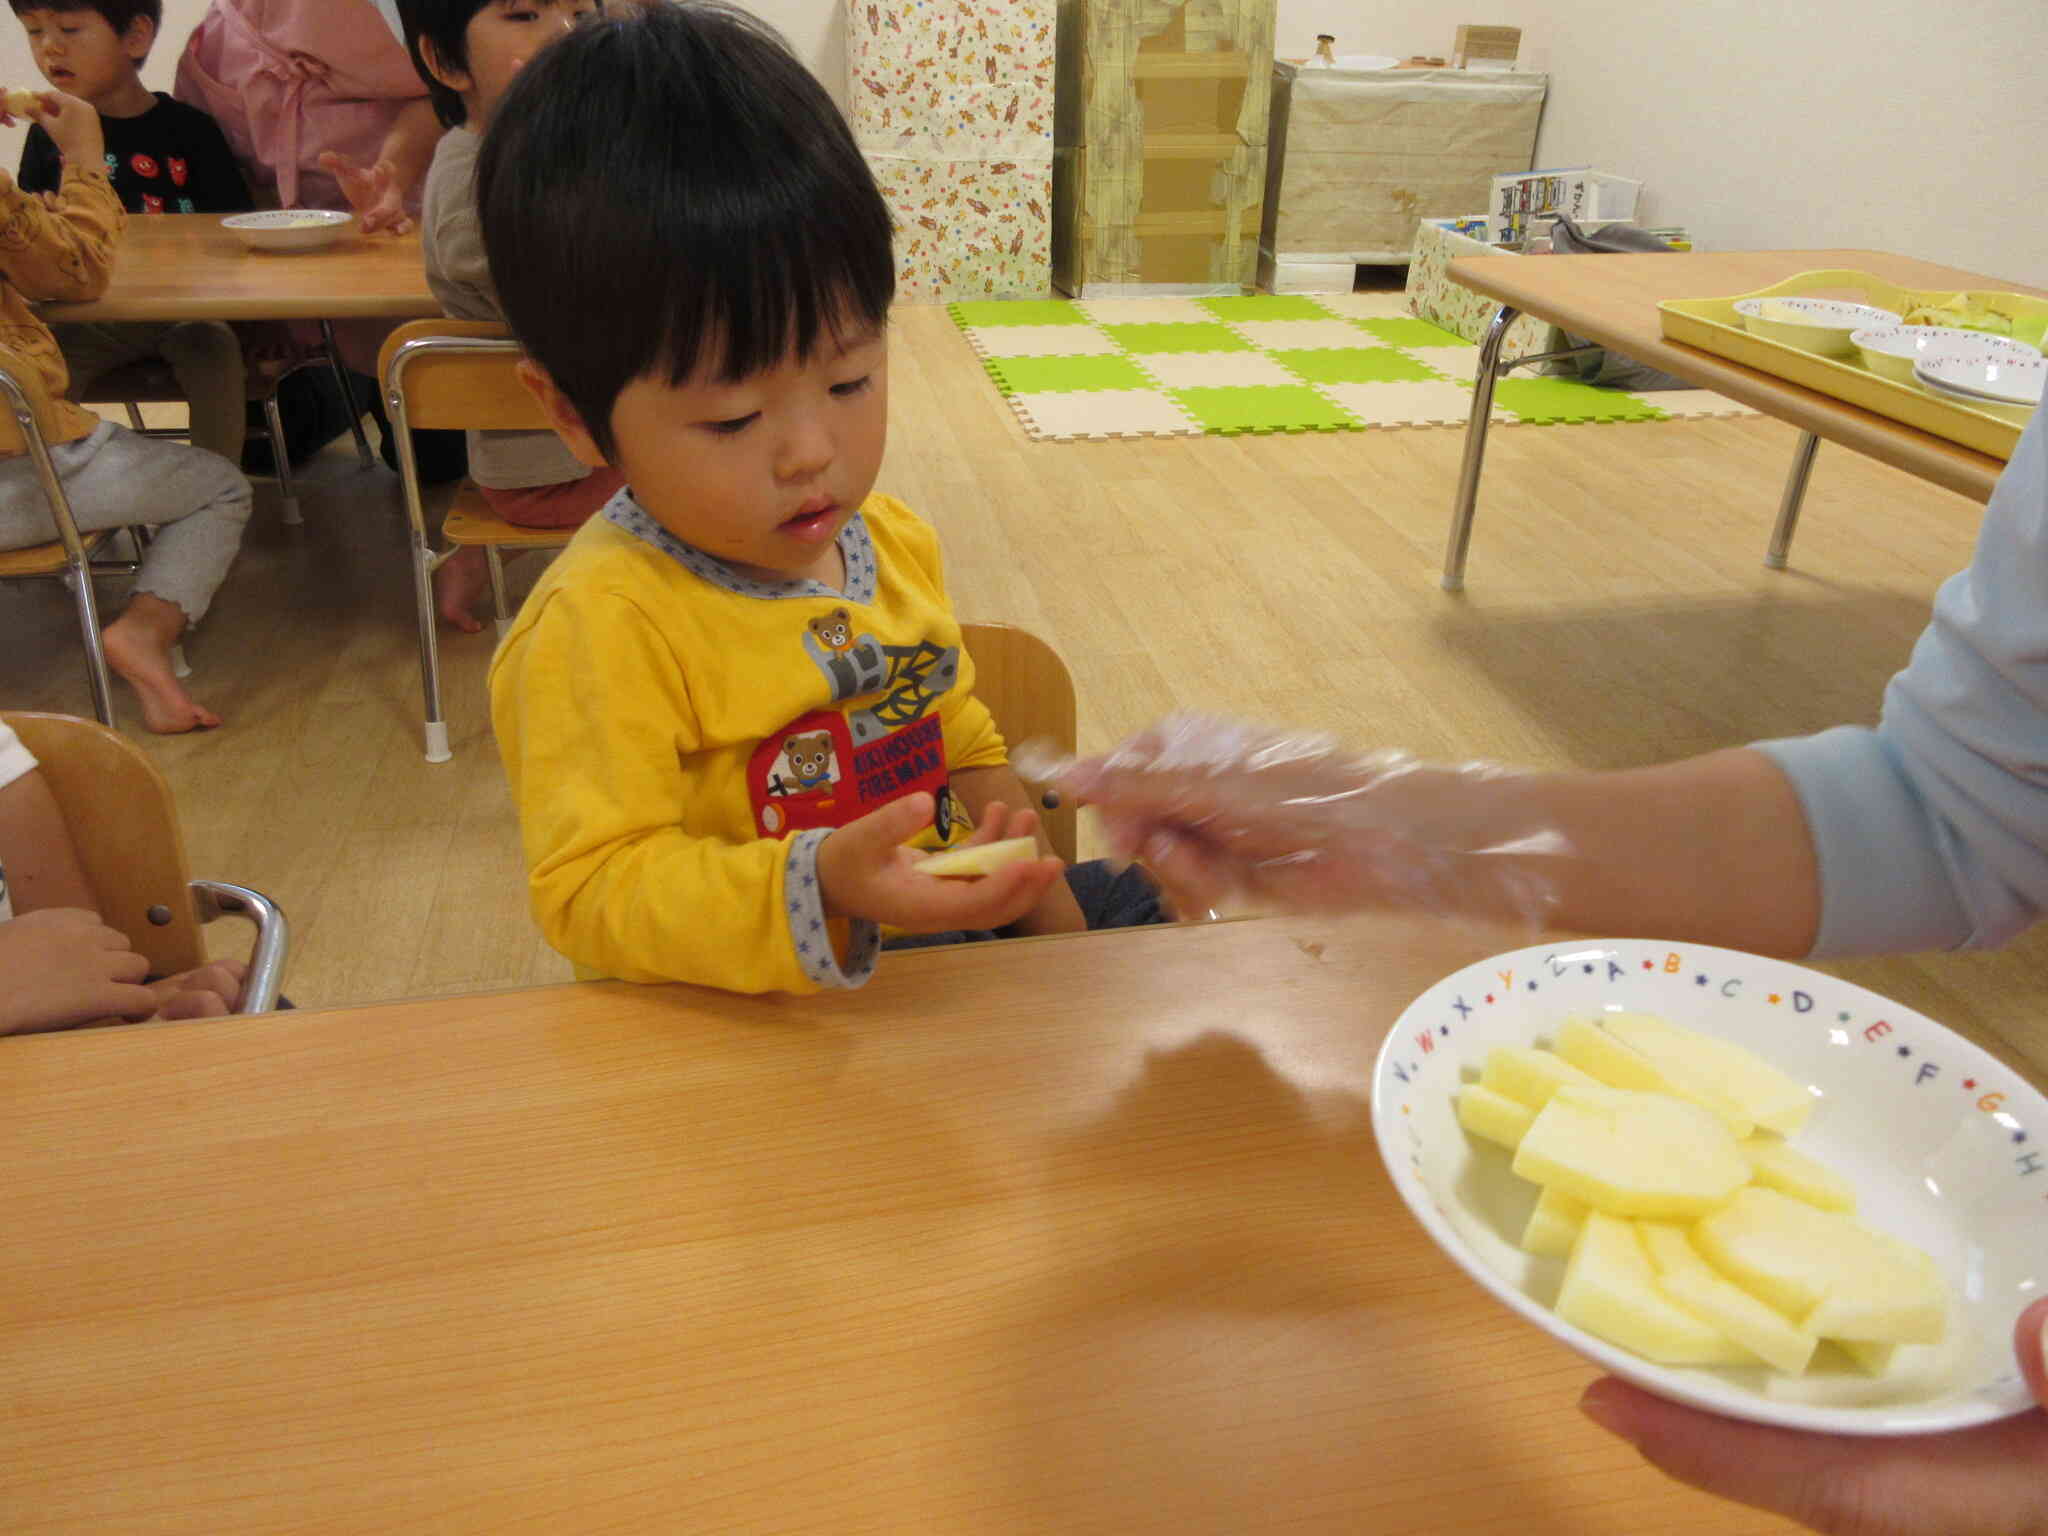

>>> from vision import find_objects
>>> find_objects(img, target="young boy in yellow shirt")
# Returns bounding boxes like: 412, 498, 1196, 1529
479, 2, 1161, 993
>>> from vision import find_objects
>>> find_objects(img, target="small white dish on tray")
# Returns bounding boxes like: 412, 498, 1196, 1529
1735, 297, 1902, 357
1851, 325, 2040, 384
1734, 297, 1900, 357
222, 209, 355, 253
1915, 355, 2044, 425
1369, 938, 2047, 1436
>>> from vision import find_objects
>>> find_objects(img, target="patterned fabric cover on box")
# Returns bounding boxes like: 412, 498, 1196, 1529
847, 0, 1055, 301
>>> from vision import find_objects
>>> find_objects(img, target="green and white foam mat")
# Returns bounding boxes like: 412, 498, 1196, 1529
948, 293, 1756, 442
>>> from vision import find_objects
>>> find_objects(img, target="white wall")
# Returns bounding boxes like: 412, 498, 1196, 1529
0, 0, 207, 171
1271, 0, 2048, 287
11, 0, 2040, 289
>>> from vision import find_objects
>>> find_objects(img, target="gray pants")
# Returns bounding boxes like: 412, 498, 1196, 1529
0, 422, 252, 625
55, 320, 247, 466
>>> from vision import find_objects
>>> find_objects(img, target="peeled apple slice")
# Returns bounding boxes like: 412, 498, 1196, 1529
2, 88, 38, 117
1693, 1187, 1945, 1344
1557, 1212, 1757, 1366
1554, 1017, 1754, 1137
1519, 1186, 1586, 1259
1739, 1137, 1857, 1213
1601, 1012, 1813, 1136
914, 836, 1040, 879
1512, 1089, 1750, 1220
1637, 1221, 1819, 1375
1480, 1045, 1603, 1110
1455, 1083, 1535, 1149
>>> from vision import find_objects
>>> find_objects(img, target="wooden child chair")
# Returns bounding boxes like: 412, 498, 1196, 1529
3, 710, 289, 1012
0, 343, 151, 728
379, 319, 573, 764
958, 621, 1077, 863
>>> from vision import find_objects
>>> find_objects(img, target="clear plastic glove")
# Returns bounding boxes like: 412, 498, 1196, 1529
1028, 714, 1570, 929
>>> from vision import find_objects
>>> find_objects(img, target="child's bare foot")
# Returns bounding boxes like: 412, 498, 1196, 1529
434, 545, 489, 633
102, 595, 221, 733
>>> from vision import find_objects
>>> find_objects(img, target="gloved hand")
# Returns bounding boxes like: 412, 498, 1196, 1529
1031, 714, 1570, 927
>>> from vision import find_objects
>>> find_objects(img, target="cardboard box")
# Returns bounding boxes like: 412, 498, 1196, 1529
847, 0, 1054, 301
1260, 63, 1546, 274
1405, 216, 1558, 360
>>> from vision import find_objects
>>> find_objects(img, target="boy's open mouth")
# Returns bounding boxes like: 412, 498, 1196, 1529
781, 499, 839, 540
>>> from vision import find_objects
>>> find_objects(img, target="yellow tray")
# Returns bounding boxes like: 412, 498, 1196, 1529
1657, 269, 2048, 462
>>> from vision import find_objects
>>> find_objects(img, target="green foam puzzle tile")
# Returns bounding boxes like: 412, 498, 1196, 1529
948, 299, 1092, 328
983, 353, 1154, 395
1170, 384, 1360, 435
1197, 295, 1336, 323
1102, 322, 1254, 355
1272, 347, 1442, 385
1492, 377, 1669, 424
1353, 317, 1470, 348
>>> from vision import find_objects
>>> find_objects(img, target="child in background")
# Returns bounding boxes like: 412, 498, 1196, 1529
397, 0, 621, 632
9, 0, 252, 469
0, 90, 252, 732
479, 3, 1160, 993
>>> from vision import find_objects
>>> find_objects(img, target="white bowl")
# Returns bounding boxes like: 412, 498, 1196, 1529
1851, 325, 2040, 384
1370, 938, 2047, 1436
1734, 297, 1901, 357
1916, 352, 2045, 408
221, 209, 355, 253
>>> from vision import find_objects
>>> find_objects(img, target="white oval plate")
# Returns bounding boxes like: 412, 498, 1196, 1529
1370, 938, 2047, 1436
1851, 325, 2039, 383
221, 209, 355, 252
1916, 352, 2046, 408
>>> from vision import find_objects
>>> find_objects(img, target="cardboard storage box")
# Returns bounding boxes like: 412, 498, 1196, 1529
1259, 63, 1546, 293
1405, 216, 1557, 360
847, 0, 1054, 301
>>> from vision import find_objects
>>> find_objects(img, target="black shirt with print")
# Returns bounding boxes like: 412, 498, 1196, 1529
17, 93, 251, 215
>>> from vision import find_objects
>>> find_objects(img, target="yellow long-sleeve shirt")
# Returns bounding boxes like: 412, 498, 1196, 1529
489, 491, 1007, 993
0, 162, 125, 450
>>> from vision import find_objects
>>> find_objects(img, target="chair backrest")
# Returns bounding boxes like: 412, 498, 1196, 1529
959, 623, 1078, 863
378, 319, 553, 432
1, 711, 204, 977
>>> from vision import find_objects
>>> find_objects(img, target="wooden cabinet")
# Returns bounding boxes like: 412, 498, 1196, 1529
1052, 0, 1276, 295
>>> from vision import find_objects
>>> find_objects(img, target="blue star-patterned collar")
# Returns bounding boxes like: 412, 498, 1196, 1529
604, 488, 878, 605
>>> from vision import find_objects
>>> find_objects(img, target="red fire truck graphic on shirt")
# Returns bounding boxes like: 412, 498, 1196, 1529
747, 626, 968, 844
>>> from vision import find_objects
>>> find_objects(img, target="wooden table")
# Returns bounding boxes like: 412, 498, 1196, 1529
37, 212, 437, 324
1441, 249, 2046, 590
0, 919, 1798, 1533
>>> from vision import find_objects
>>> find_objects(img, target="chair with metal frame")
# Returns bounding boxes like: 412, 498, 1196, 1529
82, 319, 375, 526
0, 342, 159, 728
379, 318, 576, 764
3, 709, 289, 1013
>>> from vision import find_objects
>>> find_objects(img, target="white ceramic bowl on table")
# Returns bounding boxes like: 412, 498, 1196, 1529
221, 209, 355, 253
1851, 325, 2040, 384
1915, 354, 2044, 426
1369, 938, 2047, 1436
1734, 297, 1901, 357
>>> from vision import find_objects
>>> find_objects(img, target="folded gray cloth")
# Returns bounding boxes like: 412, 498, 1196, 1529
1545, 214, 1692, 392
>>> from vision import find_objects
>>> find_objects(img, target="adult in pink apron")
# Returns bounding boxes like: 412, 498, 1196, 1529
174, 0, 438, 232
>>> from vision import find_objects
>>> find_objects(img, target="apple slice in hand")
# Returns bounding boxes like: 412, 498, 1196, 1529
913, 836, 1042, 879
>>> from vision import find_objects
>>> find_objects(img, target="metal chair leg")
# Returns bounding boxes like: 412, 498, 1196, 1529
261, 388, 302, 526
388, 381, 452, 763
485, 545, 513, 638
1442, 303, 1520, 592
64, 565, 116, 726
321, 321, 376, 470
1767, 432, 1821, 571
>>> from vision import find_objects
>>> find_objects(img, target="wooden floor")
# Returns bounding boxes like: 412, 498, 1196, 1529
6, 304, 2045, 1088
